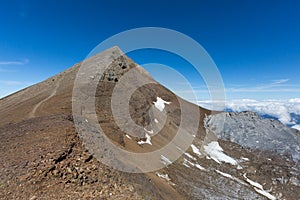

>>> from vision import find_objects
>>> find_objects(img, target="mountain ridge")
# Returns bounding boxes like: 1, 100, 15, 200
0, 47, 299, 199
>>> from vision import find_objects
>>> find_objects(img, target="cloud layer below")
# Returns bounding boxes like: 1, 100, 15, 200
198, 98, 300, 130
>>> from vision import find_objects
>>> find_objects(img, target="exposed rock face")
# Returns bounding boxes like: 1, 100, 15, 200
205, 111, 300, 162
0, 47, 299, 199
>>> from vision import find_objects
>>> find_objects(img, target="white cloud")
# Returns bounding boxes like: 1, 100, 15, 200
174, 79, 300, 99
272, 79, 289, 84
289, 98, 300, 103
222, 79, 300, 93
198, 98, 300, 125
0, 59, 29, 65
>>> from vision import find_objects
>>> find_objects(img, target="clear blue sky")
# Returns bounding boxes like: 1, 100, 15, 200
1, 0, 300, 101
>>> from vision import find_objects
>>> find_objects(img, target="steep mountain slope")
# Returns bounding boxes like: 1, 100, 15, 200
0, 47, 299, 199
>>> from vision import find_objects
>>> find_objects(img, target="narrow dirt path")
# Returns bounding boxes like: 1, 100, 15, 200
29, 77, 62, 118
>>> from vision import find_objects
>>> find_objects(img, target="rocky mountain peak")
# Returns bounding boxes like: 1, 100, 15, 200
0, 47, 299, 199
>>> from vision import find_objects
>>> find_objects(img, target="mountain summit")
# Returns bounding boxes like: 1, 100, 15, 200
0, 47, 299, 199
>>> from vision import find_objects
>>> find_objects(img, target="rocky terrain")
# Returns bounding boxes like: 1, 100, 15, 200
205, 111, 300, 162
0, 47, 299, 199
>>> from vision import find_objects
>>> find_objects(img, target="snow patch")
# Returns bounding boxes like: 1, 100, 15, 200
137, 133, 152, 145
154, 118, 159, 123
160, 155, 172, 165
183, 158, 206, 171
125, 134, 132, 139
153, 97, 171, 111
176, 146, 182, 151
203, 141, 238, 165
243, 174, 276, 200
215, 170, 247, 186
156, 172, 171, 181
194, 163, 206, 171
191, 144, 202, 157
292, 124, 300, 131
144, 128, 154, 134
254, 188, 276, 200
241, 157, 249, 161
184, 153, 196, 160
182, 160, 190, 168
243, 174, 263, 190
155, 172, 175, 186
215, 170, 233, 178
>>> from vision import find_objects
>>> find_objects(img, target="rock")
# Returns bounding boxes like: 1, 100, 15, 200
84, 155, 93, 163
91, 164, 98, 171
204, 112, 300, 162
18, 174, 28, 182
72, 172, 78, 179
290, 177, 300, 186
128, 184, 135, 192
66, 167, 72, 174
29, 196, 37, 200
88, 178, 98, 184
52, 169, 60, 177
78, 174, 83, 180
79, 167, 84, 174
97, 187, 102, 192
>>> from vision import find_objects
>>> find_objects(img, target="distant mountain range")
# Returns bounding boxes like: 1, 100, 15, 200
224, 108, 300, 131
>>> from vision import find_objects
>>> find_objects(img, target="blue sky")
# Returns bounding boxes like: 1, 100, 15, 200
0, 0, 300, 101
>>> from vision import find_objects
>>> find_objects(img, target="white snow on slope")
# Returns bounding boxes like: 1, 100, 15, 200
176, 146, 182, 152
215, 170, 247, 185
183, 158, 206, 171
244, 174, 276, 200
215, 170, 233, 178
191, 144, 202, 157
194, 163, 205, 171
243, 174, 263, 190
182, 159, 191, 168
125, 134, 132, 139
184, 152, 196, 160
156, 172, 175, 186
292, 124, 300, 131
153, 97, 171, 111
161, 155, 172, 165
203, 141, 238, 165
156, 172, 171, 181
241, 157, 249, 161
254, 188, 276, 200
154, 118, 159, 123
137, 133, 152, 145
144, 128, 154, 134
